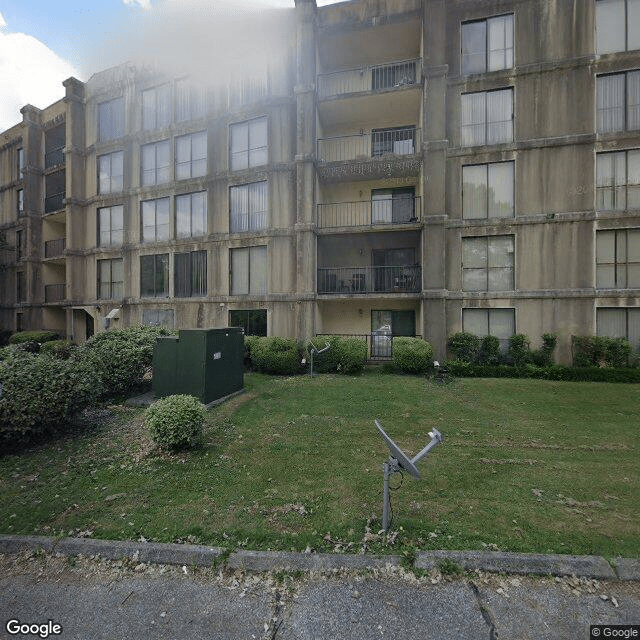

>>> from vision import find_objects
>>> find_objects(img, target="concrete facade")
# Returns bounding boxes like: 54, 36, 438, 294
1, 0, 639, 363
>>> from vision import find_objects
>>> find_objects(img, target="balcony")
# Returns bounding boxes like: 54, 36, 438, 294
318, 58, 421, 99
44, 238, 66, 259
318, 196, 420, 229
45, 192, 65, 214
45, 146, 65, 169
318, 265, 421, 295
45, 283, 65, 303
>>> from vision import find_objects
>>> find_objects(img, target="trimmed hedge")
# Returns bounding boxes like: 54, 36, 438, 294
392, 337, 434, 375
249, 337, 304, 375
146, 394, 206, 451
572, 336, 632, 368
243, 335, 260, 370
447, 332, 480, 363
309, 335, 368, 375
9, 330, 59, 345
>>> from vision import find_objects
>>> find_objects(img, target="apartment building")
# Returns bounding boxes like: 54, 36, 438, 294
1, 0, 639, 364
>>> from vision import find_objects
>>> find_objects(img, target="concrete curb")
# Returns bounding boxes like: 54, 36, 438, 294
1, 535, 637, 580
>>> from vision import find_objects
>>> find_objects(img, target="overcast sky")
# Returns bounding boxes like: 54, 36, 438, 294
0, 0, 342, 132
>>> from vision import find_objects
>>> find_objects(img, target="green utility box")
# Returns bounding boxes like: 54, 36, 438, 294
152, 328, 244, 405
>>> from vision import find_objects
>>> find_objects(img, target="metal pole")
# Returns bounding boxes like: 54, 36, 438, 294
382, 460, 390, 531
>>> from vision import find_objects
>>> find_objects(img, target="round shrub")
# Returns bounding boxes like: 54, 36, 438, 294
244, 335, 260, 370
9, 330, 59, 345
478, 335, 501, 365
309, 335, 367, 375
146, 394, 206, 451
508, 334, 531, 366
392, 337, 434, 374
250, 337, 303, 375
447, 332, 480, 363
40, 339, 76, 360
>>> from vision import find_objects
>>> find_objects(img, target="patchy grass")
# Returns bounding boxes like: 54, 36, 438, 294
0, 372, 638, 560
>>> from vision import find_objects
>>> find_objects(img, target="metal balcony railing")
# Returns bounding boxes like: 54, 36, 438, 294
229, 77, 268, 107
317, 58, 421, 99
317, 333, 423, 360
317, 265, 421, 294
318, 196, 420, 228
44, 192, 65, 214
317, 127, 420, 163
45, 283, 65, 303
45, 147, 65, 169
45, 238, 66, 259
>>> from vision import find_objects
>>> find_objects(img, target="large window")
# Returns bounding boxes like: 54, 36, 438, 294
371, 126, 416, 157
17, 148, 24, 179
230, 181, 268, 232
140, 254, 169, 298
176, 79, 206, 122
229, 309, 267, 336
98, 205, 124, 247
17, 189, 24, 216
230, 246, 267, 295
141, 139, 170, 186
596, 228, 640, 288
142, 84, 171, 130
596, 0, 640, 54
462, 161, 514, 219
175, 250, 207, 297
99, 98, 124, 142
97, 258, 124, 300
176, 131, 207, 180
176, 192, 207, 238
461, 88, 513, 146
597, 72, 640, 133
461, 14, 514, 76
16, 271, 25, 303
462, 308, 515, 350
371, 310, 415, 358
596, 150, 640, 210
98, 151, 124, 194
141, 198, 170, 243
230, 117, 268, 170
371, 187, 416, 224
597, 307, 640, 349
463, 235, 515, 291
45, 170, 65, 213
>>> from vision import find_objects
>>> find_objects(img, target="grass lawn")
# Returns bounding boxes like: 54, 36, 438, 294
0, 372, 638, 561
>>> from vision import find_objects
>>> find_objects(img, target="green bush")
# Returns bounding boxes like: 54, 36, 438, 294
0, 351, 100, 446
309, 336, 368, 375
77, 325, 172, 398
572, 336, 631, 368
508, 334, 531, 366
392, 337, 434, 375
531, 333, 557, 367
447, 332, 480, 363
0, 330, 12, 347
9, 330, 59, 345
40, 339, 76, 359
250, 337, 304, 375
478, 335, 501, 365
243, 335, 260, 370
146, 394, 206, 451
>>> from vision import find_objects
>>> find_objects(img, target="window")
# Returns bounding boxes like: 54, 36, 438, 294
140, 254, 169, 298
371, 310, 415, 358
142, 84, 171, 130
99, 98, 124, 142
17, 189, 24, 216
597, 307, 640, 349
141, 139, 170, 186
597, 72, 640, 133
45, 170, 65, 213
463, 235, 515, 291
229, 74, 268, 106
16, 230, 23, 261
596, 150, 640, 210
98, 151, 124, 194
463, 162, 514, 219
176, 192, 207, 238
461, 14, 514, 75
596, 228, 640, 288
141, 198, 170, 243
230, 246, 267, 295
371, 126, 416, 157
45, 124, 65, 169
176, 131, 207, 180
229, 309, 267, 336
98, 205, 124, 247
16, 271, 25, 303
230, 181, 268, 232
174, 250, 207, 297
371, 187, 416, 223
17, 148, 24, 179
596, 0, 640, 54
462, 308, 515, 350
230, 117, 268, 170
142, 308, 175, 328
97, 258, 124, 299
176, 79, 206, 122
461, 88, 513, 146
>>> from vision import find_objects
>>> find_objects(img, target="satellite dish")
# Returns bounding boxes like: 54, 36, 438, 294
375, 419, 420, 479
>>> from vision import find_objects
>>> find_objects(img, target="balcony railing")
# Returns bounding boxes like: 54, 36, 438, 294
45, 238, 66, 259
317, 333, 423, 360
318, 196, 420, 228
45, 283, 65, 303
318, 265, 421, 294
317, 58, 421, 99
317, 127, 420, 163
45, 146, 65, 169
44, 192, 65, 214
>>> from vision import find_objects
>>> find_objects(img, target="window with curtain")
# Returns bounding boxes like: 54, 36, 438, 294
597, 307, 640, 348
97, 258, 124, 299
462, 235, 515, 291
176, 131, 207, 180
98, 98, 124, 142
176, 192, 207, 238
596, 0, 640, 54
230, 246, 267, 295
174, 250, 207, 297
597, 71, 640, 133
462, 161, 514, 219
230, 181, 268, 232
98, 151, 124, 194
596, 228, 640, 288
98, 205, 124, 247
461, 88, 513, 146
596, 150, 640, 210
461, 14, 514, 76
141, 139, 171, 186
142, 84, 171, 130
230, 117, 268, 170
141, 198, 170, 243
462, 308, 515, 350
140, 254, 169, 297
